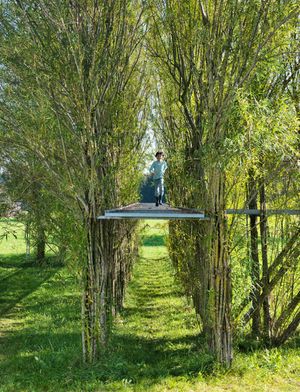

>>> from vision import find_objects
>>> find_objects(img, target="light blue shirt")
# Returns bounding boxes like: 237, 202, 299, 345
149, 160, 168, 180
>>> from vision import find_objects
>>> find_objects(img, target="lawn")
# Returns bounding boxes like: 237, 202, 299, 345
0, 220, 299, 391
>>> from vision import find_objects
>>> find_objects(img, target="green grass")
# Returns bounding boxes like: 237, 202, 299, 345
0, 219, 27, 254
0, 219, 299, 391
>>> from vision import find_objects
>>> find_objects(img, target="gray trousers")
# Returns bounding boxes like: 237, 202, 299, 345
154, 178, 164, 197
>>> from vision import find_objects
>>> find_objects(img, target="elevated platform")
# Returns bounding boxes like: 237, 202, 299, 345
97, 203, 300, 220
97, 203, 207, 220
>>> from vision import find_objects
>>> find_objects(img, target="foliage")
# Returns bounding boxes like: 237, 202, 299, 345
0, 0, 149, 361
146, 0, 300, 361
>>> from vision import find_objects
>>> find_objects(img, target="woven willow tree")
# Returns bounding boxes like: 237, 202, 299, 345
0, 1, 147, 362
147, 0, 298, 365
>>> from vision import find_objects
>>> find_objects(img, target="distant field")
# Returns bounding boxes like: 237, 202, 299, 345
0, 219, 26, 255
0, 219, 299, 392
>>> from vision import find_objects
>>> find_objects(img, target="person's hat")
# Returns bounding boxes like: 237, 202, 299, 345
155, 151, 164, 157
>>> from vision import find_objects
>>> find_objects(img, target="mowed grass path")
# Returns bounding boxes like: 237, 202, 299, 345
108, 221, 210, 388
0, 220, 299, 391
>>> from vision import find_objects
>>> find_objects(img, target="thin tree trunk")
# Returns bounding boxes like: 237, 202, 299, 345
195, 220, 211, 336
211, 171, 232, 365
248, 169, 261, 336
259, 179, 271, 339
243, 251, 298, 326
273, 311, 300, 346
36, 226, 46, 263
235, 227, 299, 319
25, 221, 30, 257
272, 290, 300, 337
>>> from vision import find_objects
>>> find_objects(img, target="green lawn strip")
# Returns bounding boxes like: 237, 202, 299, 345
0, 220, 299, 391
0, 220, 26, 255
110, 247, 207, 382
0, 263, 82, 392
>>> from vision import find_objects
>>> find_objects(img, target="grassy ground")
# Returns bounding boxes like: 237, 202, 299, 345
0, 220, 299, 391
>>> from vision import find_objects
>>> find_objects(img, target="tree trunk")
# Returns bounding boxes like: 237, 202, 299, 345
259, 179, 271, 340
25, 221, 30, 257
247, 169, 261, 336
236, 227, 299, 321
81, 216, 112, 363
36, 226, 46, 263
273, 311, 300, 346
272, 290, 300, 338
210, 171, 232, 365
81, 215, 137, 363
196, 169, 232, 366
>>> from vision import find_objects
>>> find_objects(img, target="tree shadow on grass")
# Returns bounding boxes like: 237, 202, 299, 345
0, 253, 62, 316
0, 330, 213, 391
0, 330, 83, 391
93, 332, 214, 388
141, 234, 166, 246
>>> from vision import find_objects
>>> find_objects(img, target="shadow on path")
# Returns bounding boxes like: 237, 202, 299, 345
0, 254, 61, 316
98, 252, 214, 385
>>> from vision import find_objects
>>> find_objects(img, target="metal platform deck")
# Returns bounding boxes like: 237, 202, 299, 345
97, 203, 300, 220
97, 203, 207, 220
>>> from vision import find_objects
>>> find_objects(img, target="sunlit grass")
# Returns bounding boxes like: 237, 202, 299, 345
0, 219, 299, 391
0, 219, 26, 254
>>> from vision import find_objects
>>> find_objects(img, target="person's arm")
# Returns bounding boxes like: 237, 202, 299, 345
149, 162, 155, 176
163, 161, 167, 173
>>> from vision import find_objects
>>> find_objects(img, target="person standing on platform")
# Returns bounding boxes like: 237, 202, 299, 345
149, 151, 168, 207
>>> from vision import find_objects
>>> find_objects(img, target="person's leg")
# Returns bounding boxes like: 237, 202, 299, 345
158, 178, 164, 205
154, 179, 159, 206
